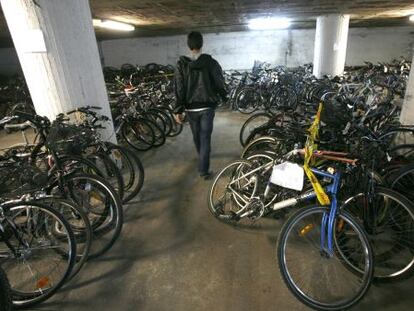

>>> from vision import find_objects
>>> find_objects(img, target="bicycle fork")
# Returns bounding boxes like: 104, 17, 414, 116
321, 196, 338, 258
268, 169, 342, 257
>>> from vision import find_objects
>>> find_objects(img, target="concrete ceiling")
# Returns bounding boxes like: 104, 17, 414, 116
0, 0, 414, 46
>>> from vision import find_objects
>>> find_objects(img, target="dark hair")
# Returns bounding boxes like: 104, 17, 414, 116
187, 31, 203, 50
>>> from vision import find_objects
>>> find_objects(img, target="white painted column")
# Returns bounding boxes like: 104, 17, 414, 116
0, 0, 115, 141
313, 14, 350, 79
400, 53, 414, 125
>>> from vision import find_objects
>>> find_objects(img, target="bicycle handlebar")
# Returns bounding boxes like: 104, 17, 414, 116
4, 120, 35, 131
66, 106, 102, 115
0, 116, 18, 126
12, 111, 50, 128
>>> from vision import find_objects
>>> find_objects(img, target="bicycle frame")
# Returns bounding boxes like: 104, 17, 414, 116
226, 158, 342, 256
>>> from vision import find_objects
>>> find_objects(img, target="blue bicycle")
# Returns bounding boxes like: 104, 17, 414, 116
208, 103, 374, 310
208, 152, 375, 310
275, 103, 374, 310
277, 165, 374, 310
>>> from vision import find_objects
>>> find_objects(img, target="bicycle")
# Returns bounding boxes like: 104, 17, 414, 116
1, 112, 124, 259
0, 199, 76, 308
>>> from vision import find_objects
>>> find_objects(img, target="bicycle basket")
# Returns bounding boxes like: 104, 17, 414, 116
46, 123, 96, 155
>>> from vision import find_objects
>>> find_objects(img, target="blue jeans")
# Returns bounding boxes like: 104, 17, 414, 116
187, 109, 215, 174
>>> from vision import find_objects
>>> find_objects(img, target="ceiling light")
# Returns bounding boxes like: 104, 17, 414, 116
409, 15, 414, 22
92, 19, 135, 31
248, 17, 291, 30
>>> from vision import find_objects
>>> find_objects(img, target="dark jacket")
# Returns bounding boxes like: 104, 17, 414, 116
174, 54, 227, 113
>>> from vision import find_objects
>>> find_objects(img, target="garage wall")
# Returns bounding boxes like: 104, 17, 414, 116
101, 30, 307, 70
101, 26, 414, 70
0, 26, 413, 75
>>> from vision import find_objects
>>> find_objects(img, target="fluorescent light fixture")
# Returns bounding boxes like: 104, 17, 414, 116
92, 19, 135, 31
409, 15, 414, 22
248, 17, 291, 30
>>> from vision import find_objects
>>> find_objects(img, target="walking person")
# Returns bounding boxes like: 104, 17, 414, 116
174, 31, 227, 179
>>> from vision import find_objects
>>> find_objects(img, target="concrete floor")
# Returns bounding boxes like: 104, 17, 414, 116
1, 111, 413, 311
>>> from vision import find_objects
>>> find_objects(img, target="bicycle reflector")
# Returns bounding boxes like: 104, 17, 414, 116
37, 277, 50, 289
299, 223, 315, 236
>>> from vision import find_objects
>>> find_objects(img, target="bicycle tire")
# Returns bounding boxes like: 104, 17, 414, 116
277, 206, 373, 311
57, 155, 102, 176
104, 143, 145, 203
163, 106, 183, 137
121, 118, 155, 151
35, 196, 92, 280
208, 159, 262, 225
235, 87, 259, 114
149, 108, 173, 136
239, 112, 273, 146
390, 163, 414, 202
58, 174, 123, 259
1, 201, 76, 308
241, 136, 288, 159
87, 151, 125, 200
144, 117, 166, 147
144, 110, 168, 135
0, 267, 12, 311
340, 187, 414, 282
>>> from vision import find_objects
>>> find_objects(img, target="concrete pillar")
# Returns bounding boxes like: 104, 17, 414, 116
0, 0, 115, 141
313, 14, 350, 79
400, 53, 414, 125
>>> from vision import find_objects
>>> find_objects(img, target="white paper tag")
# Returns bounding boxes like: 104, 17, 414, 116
270, 162, 304, 191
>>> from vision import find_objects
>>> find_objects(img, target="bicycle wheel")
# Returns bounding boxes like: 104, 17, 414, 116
164, 106, 183, 137
145, 117, 166, 147
241, 136, 288, 159
0, 201, 76, 308
277, 206, 373, 310
35, 197, 92, 280
341, 187, 414, 281
208, 159, 269, 225
149, 108, 173, 136
239, 112, 272, 146
103, 143, 145, 203
121, 119, 155, 151
390, 164, 414, 202
0, 267, 12, 311
86, 151, 125, 200
144, 110, 167, 135
51, 174, 123, 259
270, 86, 298, 111
236, 87, 259, 114
58, 155, 102, 176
